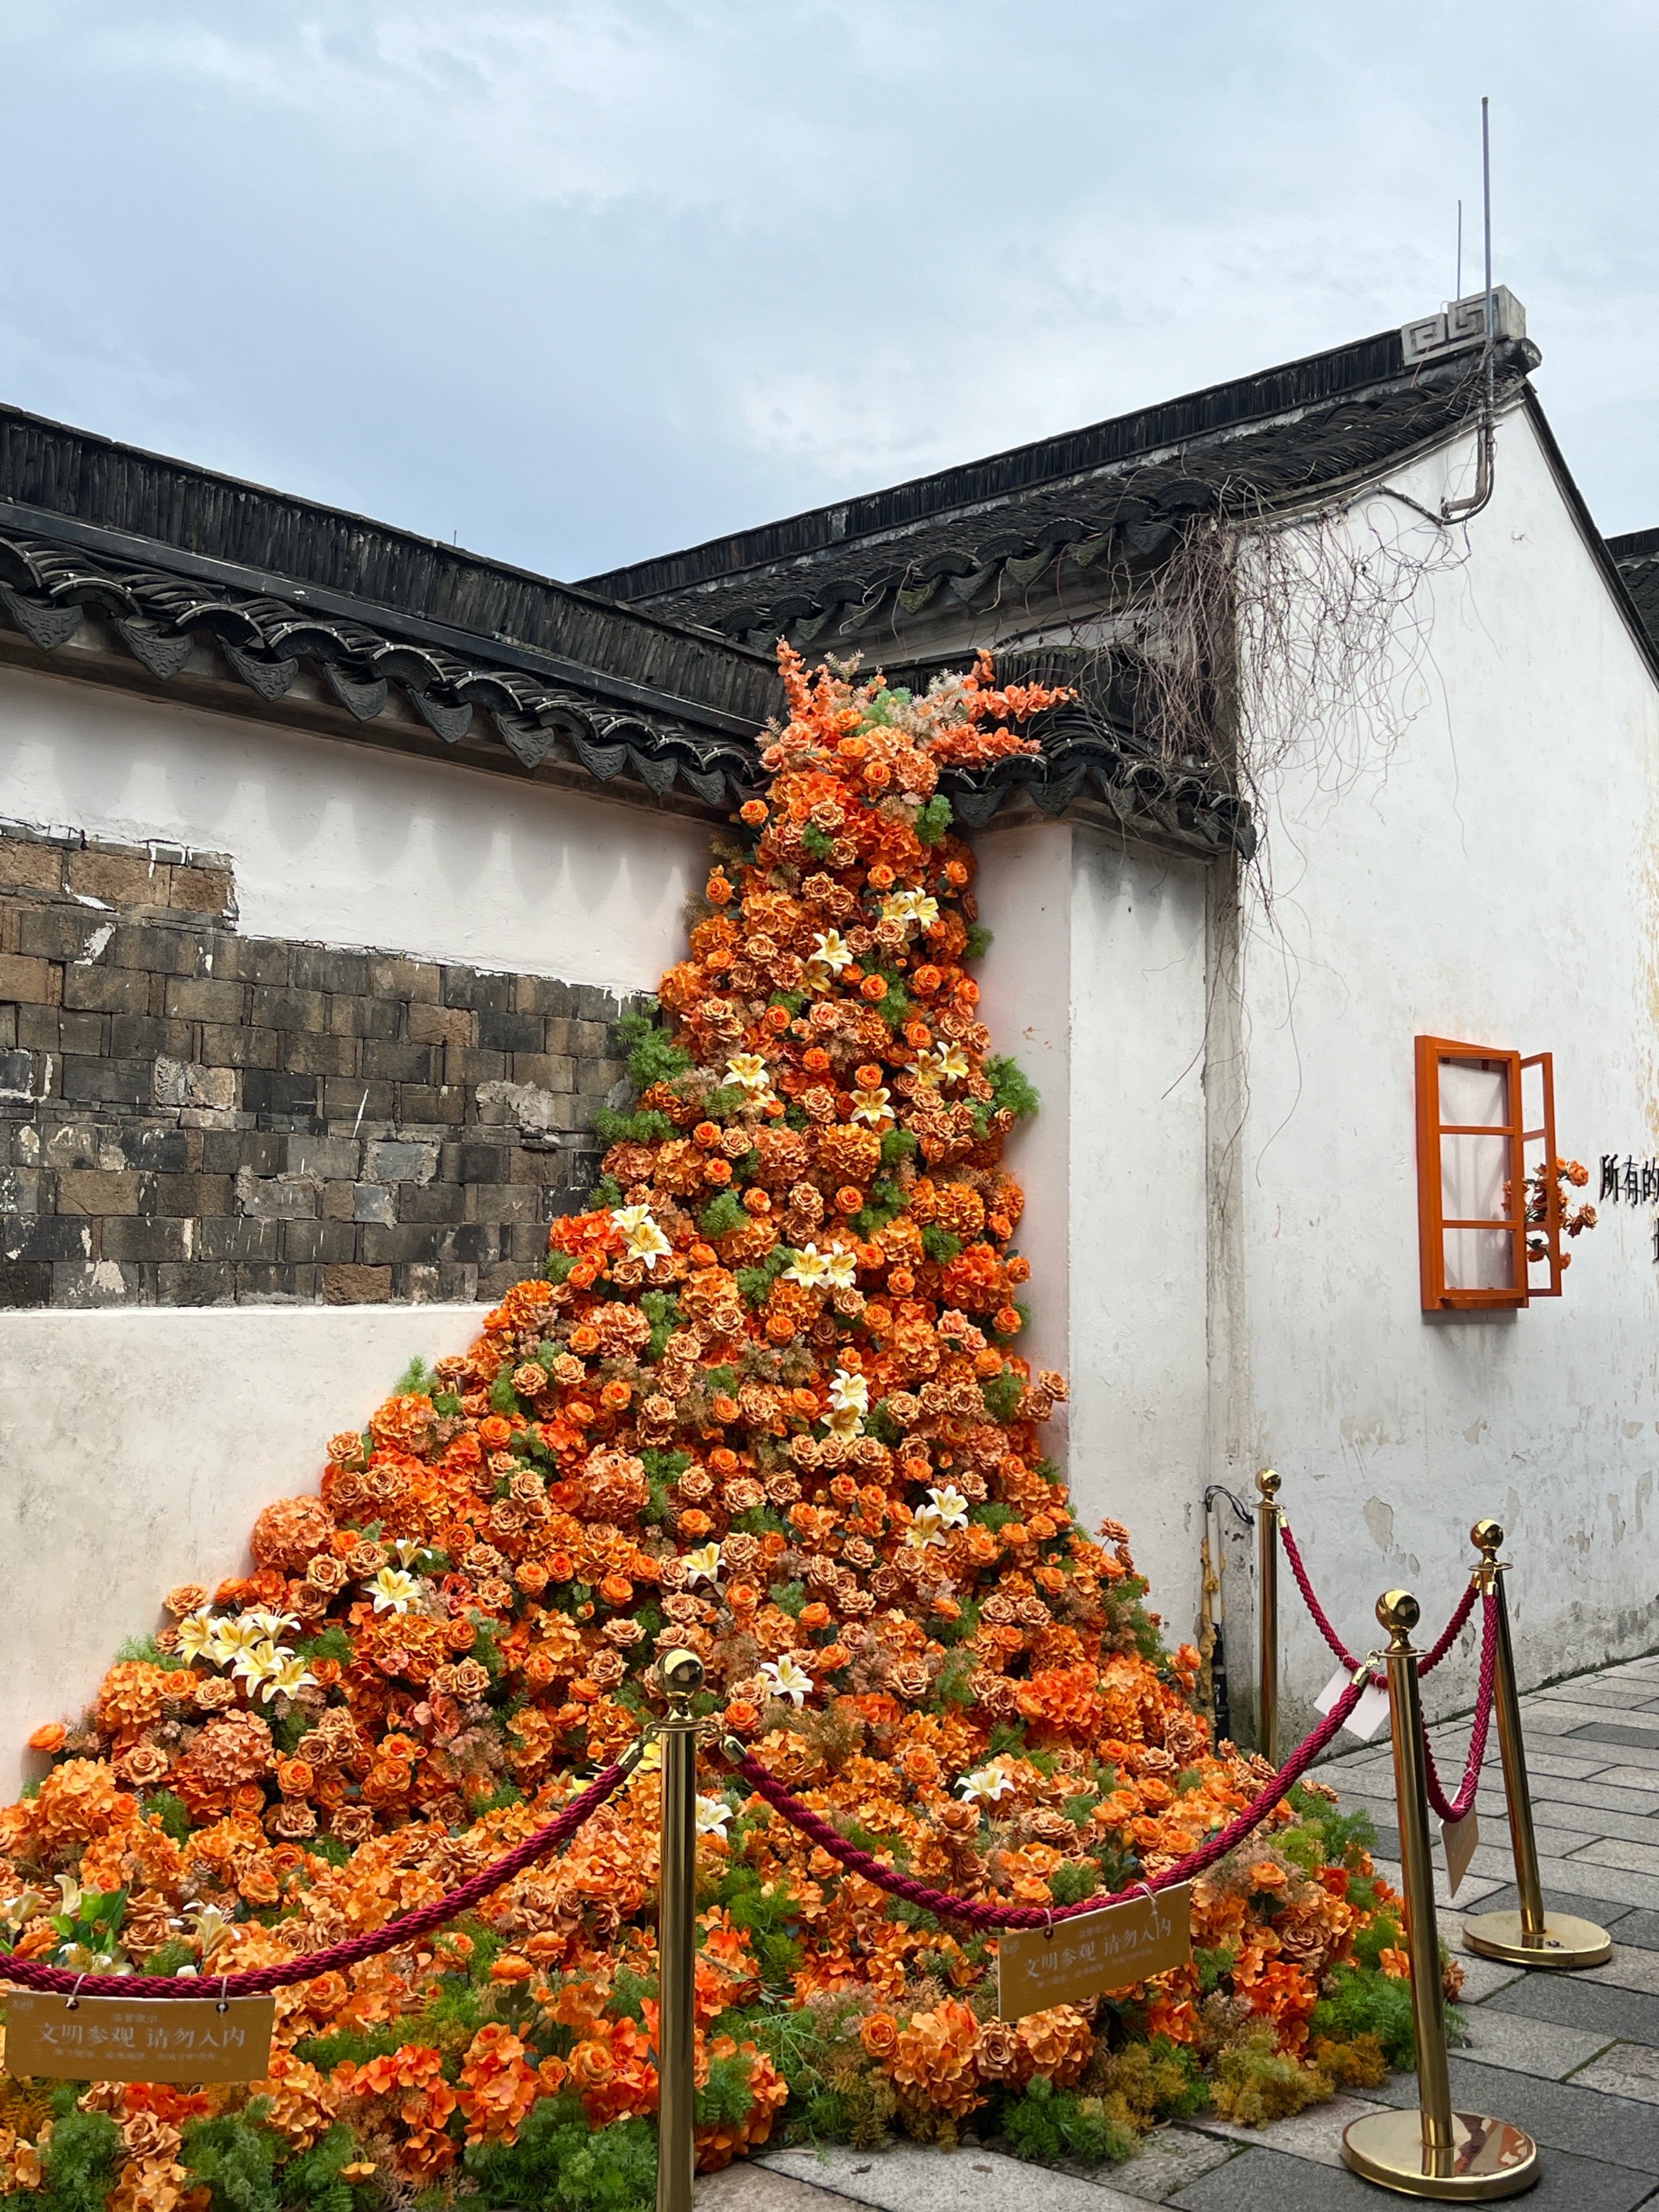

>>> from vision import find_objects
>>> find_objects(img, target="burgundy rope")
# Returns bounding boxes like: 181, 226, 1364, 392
0, 1758, 630, 2000
1422, 1589, 1499, 1825
726, 1677, 1367, 1932
1419, 1578, 1480, 1675
1279, 1522, 1478, 1680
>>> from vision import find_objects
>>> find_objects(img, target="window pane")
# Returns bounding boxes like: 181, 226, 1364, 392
1439, 1057, 1509, 1127
1441, 1131, 1512, 1223
1444, 1226, 1516, 1292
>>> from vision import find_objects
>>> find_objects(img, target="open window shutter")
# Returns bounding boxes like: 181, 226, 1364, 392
1520, 1052, 1563, 1298
1415, 1036, 1528, 1310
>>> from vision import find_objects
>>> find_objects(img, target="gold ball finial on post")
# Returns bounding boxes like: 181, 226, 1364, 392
1376, 1587, 1419, 1647
1471, 1518, 1504, 1560
1256, 1467, 1281, 1504
659, 1648, 705, 1706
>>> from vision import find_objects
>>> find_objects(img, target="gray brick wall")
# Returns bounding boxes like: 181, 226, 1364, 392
0, 823, 630, 1307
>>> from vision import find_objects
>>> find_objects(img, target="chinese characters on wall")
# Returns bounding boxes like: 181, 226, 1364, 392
1597, 1156, 1659, 1262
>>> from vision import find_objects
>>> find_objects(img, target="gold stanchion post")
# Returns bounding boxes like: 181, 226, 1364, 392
1342, 1590, 1537, 2201
656, 1649, 703, 2212
1461, 1521, 1612, 1971
1255, 1468, 1280, 1766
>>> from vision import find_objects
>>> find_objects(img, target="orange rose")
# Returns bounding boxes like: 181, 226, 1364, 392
912, 965, 942, 994
27, 1723, 66, 1754
479, 1416, 513, 1447
490, 1954, 534, 1984
601, 1380, 633, 1411
861, 2013, 900, 2060
723, 1700, 761, 1736
599, 1576, 634, 1609
679, 1510, 714, 1539
706, 873, 733, 904
803, 1048, 832, 1074
889, 1269, 915, 1296
704, 1158, 733, 1186
834, 1187, 864, 1214
693, 1121, 721, 1149
711, 1395, 740, 1424
994, 1306, 1022, 1335
275, 1759, 314, 1799
739, 800, 768, 826
799, 1603, 832, 1632
569, 1326, 601, 1355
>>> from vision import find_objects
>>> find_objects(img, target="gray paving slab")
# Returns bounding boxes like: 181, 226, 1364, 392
1572, 1836, 1659, 1876
1524, 1701, 1652, 1736
1370, 1855, 1508, 1911
1513, 1744, 1647, 1780
1107, 2128, 1237, 2201
1470, 1797, 1659, 1847
1448, 1945, 1527, 2002
1596, 1766, 1659, 1793
1533, 1680, 1659, 1712
1572, 2043, 1659, 2105
1368, 2055, 1659, 2176
1571, 1737, 1659, 1773
759, 2143, 1149, 2211
703, 2165, 853, 2210
1569, 1721, 1659, 1753
1520, 1774, 1659, 1820
1485, 1968, 1659, 2047
1189, 2095, 1388, 2167
1452, 2003, 1617, 2078
1597, 1945, 1659, 1996
1168, 2137, 1658, 2212
1612, 1909, 1659, 1950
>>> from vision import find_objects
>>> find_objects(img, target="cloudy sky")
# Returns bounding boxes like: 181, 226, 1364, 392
2, 3, 1653, 580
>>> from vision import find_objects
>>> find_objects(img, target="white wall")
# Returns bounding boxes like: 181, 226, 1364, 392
978, 822, 1212, 1633
0, 1305, 485, 1796
0, 664, 708, 994
1226, 404, 1659, 1725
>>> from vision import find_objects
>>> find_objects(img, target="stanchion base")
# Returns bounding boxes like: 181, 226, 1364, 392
1341, 2109, 1538, 2200
1462, 1908, 1612, 1970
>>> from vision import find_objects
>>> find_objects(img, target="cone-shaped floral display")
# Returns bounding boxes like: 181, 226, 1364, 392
1, 652, 1422, 2209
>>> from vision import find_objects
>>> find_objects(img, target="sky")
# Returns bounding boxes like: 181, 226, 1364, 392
2, 3, 1655, 582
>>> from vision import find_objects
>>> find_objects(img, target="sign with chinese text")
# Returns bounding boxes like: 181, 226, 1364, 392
2, 1994, 275, 2083
996, 1884, 1192, 2021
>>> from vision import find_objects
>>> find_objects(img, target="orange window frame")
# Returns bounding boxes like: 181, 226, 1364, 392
1520, 1052, 1563, 1299
1414, 1036, 1528, 1310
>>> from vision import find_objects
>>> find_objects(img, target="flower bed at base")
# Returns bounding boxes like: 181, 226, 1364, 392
0, 651, 1441, 2212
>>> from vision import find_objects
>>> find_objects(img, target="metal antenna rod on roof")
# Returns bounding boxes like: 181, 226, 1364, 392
1456, 199, 1462, 304
1439, 96, 1496, 523
1482, 94, 1495, 412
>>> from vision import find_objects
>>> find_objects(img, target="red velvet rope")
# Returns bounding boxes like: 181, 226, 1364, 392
0, 1758, 631, 2001
1421, 1589, 1499, 1825
725, 1676, 1368, 1932
1279, 1522, 1478, 1681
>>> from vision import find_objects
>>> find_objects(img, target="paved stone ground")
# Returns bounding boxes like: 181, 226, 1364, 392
702, 1648, 1659, 2211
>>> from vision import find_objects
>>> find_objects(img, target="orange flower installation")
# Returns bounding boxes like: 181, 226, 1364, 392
1, 651, 1405, 2195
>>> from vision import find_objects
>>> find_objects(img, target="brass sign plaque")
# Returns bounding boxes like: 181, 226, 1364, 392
996, 1883, 1192, 2021
1441, 1808, 1481, 1896
2, 1993, 275, 2083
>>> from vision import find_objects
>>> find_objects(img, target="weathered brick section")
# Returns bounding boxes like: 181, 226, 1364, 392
0, 823, 630, 1307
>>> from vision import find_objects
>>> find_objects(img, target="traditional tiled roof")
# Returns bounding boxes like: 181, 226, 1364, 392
0, 404, 776, 813
1606, 525, 1659, 651
582, 327, 1541, 653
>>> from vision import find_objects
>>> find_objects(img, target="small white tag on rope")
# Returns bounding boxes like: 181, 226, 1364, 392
1316, 1667, 1391, 1741
1441, 1808, 1480, 1894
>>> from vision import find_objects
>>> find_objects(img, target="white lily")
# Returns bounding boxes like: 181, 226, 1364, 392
366, 1567, 420, 1614
808, 930, 852, 974
849, 1086, 893, 1127
760, 1657, 813, 1707
725, 1053, 772, 1093
827, 1369, 868, 1436
231, 1639, 284, 1691
185, 1902, 234, 1960
956, 1762, 1015, 1805
822, 1246, 858, 1289
258, 1651, 318, 1704
244, 1608, 301, 1642
905, 1511, 946, 1550
610, 1203, 672, 1271
783, 1245, 830, 1289
683, 1542, 722, 1586
924, 1485, 970, 1531
391, 1539, 432, 1568
207, 1615, 267, 1667
696, 1796, 734, 1840
176, 1609, 222, 1665
918, 1042, 970, 1087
